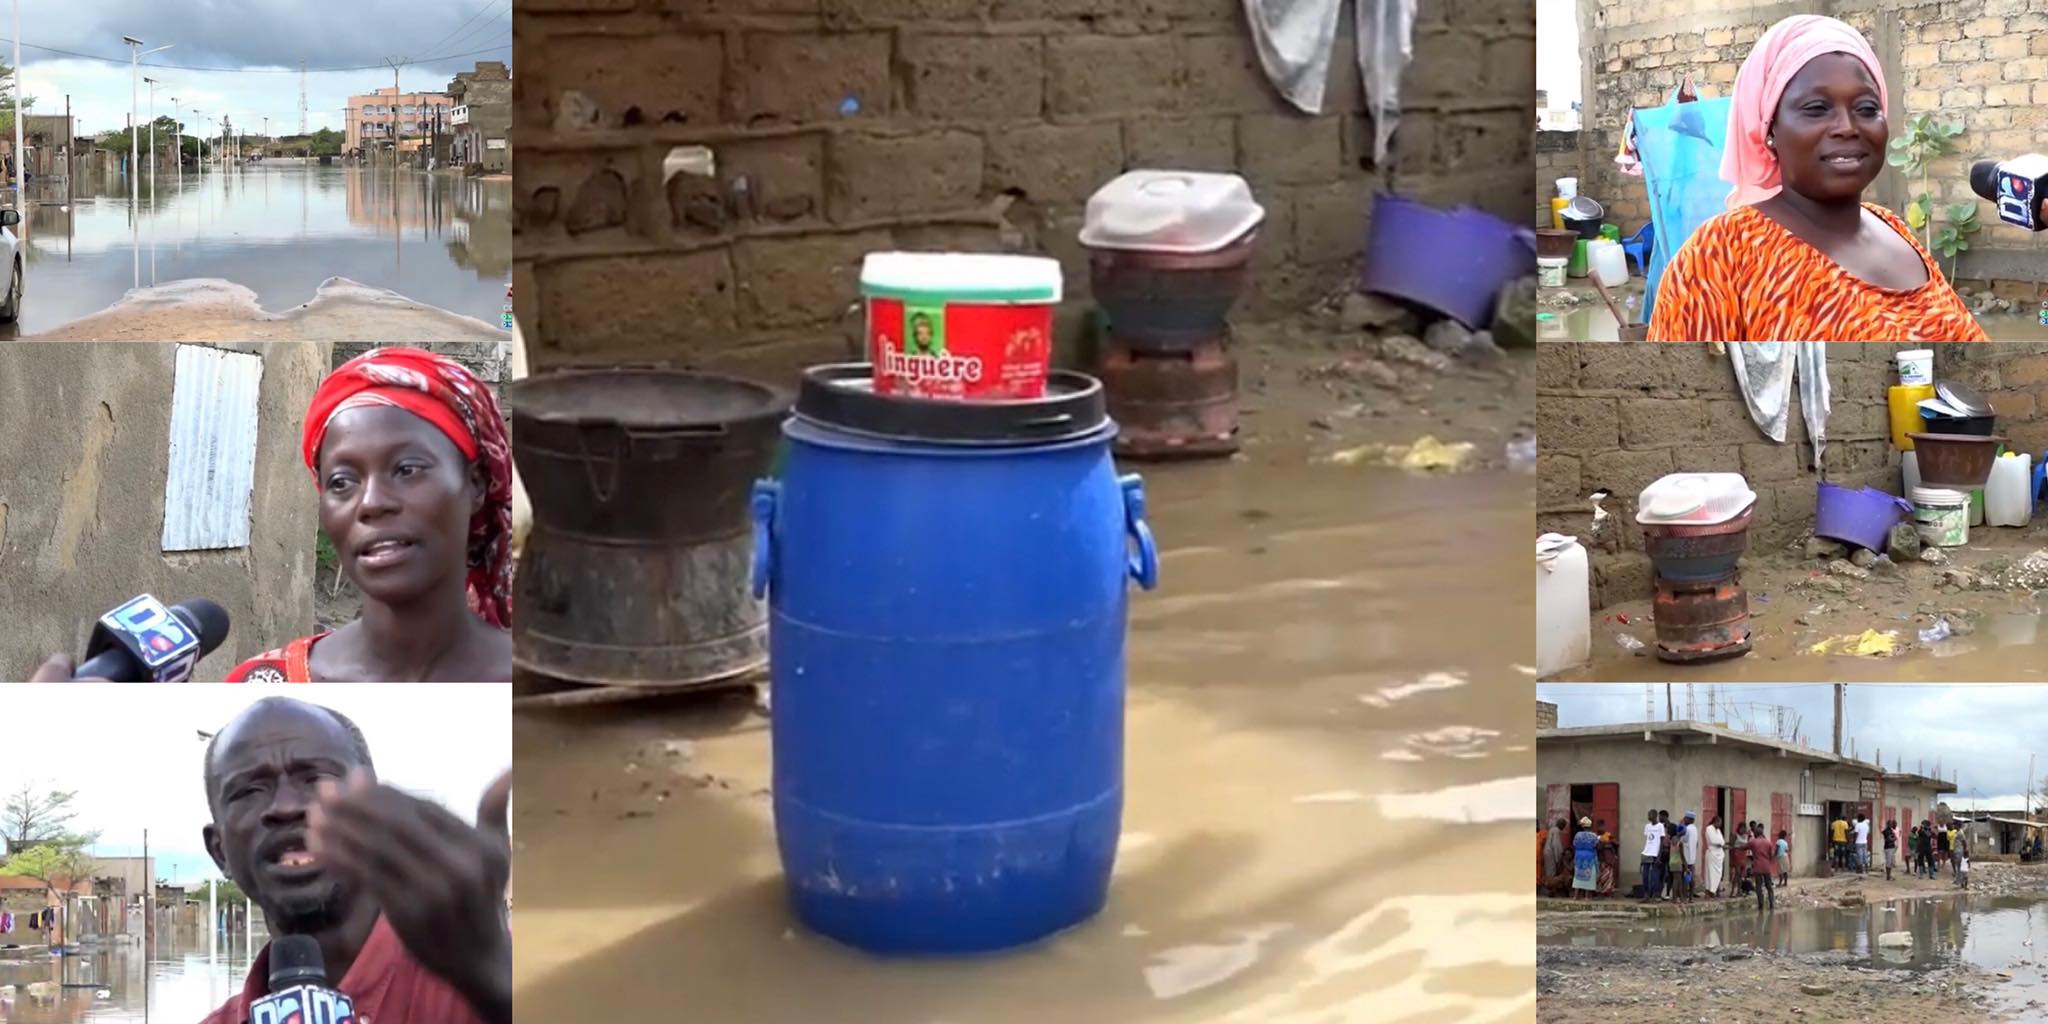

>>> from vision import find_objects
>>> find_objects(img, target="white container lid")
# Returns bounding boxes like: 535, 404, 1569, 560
1636, 472, 1758, 525
1079, 170, 1266, 254
1912, 486, 1968, 504
1537, 533, 1581, 565
1537, 256, 1568, 267
859, 252, 1062, 304
1898, 349, 1933, 360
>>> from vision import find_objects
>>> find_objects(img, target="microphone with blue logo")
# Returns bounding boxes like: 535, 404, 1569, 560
249, 934, 357, 1024
76, 595, 230, 682
1971, 155, 2048, 232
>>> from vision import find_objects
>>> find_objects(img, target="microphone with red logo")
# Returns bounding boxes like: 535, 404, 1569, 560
249, 934, 357, 1024
75, 595, 230, 682
1970, 155, 2048, 232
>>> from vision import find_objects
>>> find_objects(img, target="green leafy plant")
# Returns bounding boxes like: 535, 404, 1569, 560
1930, 201, 1983, 276
1886, 114, 1962, 240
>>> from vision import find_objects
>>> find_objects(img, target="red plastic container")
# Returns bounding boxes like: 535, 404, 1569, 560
863, 253, 1062, 401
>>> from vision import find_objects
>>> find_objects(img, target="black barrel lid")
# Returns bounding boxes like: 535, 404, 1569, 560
795, 364, 1108, 445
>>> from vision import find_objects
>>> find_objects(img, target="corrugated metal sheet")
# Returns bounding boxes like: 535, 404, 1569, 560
161, 345, 263, 552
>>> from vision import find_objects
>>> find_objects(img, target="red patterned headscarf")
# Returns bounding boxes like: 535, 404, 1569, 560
303, 347, 513, 629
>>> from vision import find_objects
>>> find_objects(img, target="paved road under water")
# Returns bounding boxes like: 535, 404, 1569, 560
513, 398, 1537, 1021
1542, 895, 2048, 1012
0, 932, 256, 1022
11, 162, 510, 336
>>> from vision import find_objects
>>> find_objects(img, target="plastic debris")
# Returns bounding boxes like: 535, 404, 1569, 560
1616, 634, 1646, 651
1918, 619, 1954, 644
1808, 629, 1898, 657
1329, 435, 1476, 471
1506, 432, 1537, 472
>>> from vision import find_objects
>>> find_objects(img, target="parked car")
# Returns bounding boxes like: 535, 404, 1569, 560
0, 207, 20, 324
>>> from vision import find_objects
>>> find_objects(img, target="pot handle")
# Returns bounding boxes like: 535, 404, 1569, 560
1121, 474, 1160, 591
751, 480, 779, 600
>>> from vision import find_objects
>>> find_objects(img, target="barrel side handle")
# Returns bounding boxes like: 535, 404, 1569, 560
1120, 474, 1160, 591
751, 480, 780, 600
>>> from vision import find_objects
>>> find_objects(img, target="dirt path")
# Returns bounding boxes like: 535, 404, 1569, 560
1539, 945, 2015, 1023
27, 277, 506, 341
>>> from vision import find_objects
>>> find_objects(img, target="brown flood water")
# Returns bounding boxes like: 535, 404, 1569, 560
511, 353, 1537, 1022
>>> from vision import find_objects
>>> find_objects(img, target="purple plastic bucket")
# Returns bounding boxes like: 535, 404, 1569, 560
1360, 195, 1534, 328
1814, 483, 1913, 552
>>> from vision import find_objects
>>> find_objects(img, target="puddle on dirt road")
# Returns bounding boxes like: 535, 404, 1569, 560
13, 163, 509, 336
514, 437, 1537, 1021
1567, 609, 2048, 682
1542, 896, 2048, 1010
0, 930, 255, 1022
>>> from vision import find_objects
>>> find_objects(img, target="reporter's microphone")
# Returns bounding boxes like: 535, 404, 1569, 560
1970, 155, 2048, 231
75, 595, 230, 682
249, 934, 357, 1024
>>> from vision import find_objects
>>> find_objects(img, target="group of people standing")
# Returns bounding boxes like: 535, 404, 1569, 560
1840, 813, 1969, 889
1537, 811, 1789, 909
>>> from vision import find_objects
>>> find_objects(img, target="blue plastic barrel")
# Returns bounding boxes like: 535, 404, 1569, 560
750, 365, 1159, 955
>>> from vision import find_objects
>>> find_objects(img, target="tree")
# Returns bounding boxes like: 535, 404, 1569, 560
1, 841, 99, 940
0, 59, 38, 138
2, 783, 94, 850
193, 878, 246, 905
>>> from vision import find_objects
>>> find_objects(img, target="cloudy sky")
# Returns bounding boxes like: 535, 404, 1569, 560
2, 684, 511, 885
6, 0, 510, 140
1539, 684, 2048, 811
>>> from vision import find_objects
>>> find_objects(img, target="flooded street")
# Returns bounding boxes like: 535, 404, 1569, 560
511, 341, 1537, 1021
0, 930, 255, 1022
12, 162, 510, 337
1541, 896, 2048, 1018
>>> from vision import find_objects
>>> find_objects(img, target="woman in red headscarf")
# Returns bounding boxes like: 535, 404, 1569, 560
225, 347, 513, 682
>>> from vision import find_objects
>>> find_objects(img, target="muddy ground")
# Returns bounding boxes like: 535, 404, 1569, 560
1540, 862, 2048, 919
511, 303, 1538, 1021
25, 277, 505, 341
1538, 944, 2013, 1023
1565, 521, 2048, 682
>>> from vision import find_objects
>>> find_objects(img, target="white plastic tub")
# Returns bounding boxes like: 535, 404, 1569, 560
1913, 486, 1970, 547
1538, 256, 1567, 288
1896, 349, 1934, 386
1537, 535, 1591, 677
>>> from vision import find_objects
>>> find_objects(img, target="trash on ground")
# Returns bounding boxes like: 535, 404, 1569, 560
1616, 634, 1645, 651
1808, 629, 1898, 657
1329, 435, 1475, 471
1918, 618, 1953, 644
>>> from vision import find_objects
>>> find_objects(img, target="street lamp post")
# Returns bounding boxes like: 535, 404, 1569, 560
190, 108, 203, 177
144, 76, 162, 199
171, 96, 181, 192
120, 37, 173, 209
12, 0, 23, 206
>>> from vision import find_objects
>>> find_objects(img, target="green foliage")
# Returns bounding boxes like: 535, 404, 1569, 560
1885, 113, 1969, 252
192, 878, 246, 904
0, 841, 99, 892
317, 532, 339, 571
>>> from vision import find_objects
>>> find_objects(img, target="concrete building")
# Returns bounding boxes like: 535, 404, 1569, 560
0, 343, 325, 679
346, 86, 455, 157
1539, 720, 1956, 894
448, 61, 512, 172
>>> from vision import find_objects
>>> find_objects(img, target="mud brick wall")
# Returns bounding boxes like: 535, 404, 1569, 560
512, 0, 1537, 383
1567, 0, 2048, 287
1537, 342, 1922, 610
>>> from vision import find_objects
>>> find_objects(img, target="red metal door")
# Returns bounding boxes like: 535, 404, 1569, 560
1731, 788, 1748, 831
1592, 784, 1620, 835
1771, 792, 1792, 854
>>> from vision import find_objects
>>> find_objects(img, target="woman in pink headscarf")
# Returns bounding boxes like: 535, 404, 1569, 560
1648, 15, 1986, 341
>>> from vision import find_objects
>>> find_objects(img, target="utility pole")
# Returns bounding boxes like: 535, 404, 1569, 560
1665, 684, 1673, 722
142, 828, 151, 955
385, 58, 407, 169
1833, 683, 1845, 756
144, 76, 161, 200
171, 96, 181, 191
122, 38, 174, 209
12, 0, 22, 205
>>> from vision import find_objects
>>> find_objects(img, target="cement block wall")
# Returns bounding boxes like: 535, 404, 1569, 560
513, 0, 1537, 384
0, 343, 326, 680
1539, 734, 1949, 892
1562, 0, 2048, 288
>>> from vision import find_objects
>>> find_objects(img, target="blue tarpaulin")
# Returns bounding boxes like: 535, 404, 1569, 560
1631, 96, 1734, 323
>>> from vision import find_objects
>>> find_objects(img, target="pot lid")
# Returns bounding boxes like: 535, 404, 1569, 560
1934, 381, 1992, 416
794, 363, 1108, 445
1563, 196, 1603, 221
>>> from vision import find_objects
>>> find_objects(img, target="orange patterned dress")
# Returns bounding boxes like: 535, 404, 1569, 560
1648, 203, 1988, 341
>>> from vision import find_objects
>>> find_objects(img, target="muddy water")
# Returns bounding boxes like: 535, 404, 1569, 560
14, 162, 510, 336
0, 931, 255, 1022
1568, 605, 2048, 682
1542, 896, 2048, 1009
513, 431, 1536, 1020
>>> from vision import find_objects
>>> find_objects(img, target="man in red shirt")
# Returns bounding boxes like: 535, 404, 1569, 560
198, 697, 511, 1024
1746, 828, 1778, 911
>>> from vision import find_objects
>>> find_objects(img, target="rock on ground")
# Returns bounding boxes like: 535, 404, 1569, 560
1887, 522, 1924, 563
